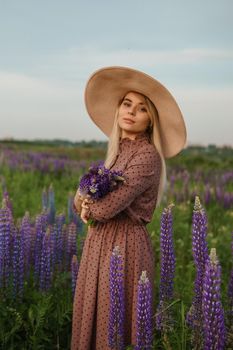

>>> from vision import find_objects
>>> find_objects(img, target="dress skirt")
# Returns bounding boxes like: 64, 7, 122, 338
71, 214, 156, 350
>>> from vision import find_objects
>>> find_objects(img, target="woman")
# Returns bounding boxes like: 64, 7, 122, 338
71, 66, 187, 350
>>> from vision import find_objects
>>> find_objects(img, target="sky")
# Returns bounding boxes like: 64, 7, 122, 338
0, 0, 232, 146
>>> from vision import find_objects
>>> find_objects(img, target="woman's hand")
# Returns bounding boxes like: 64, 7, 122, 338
80, 197, 93, 224
73, 189, 85, 215
73, 188, 94, 223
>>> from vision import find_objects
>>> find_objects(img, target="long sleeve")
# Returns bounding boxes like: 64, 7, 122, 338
88, 148, 161, 222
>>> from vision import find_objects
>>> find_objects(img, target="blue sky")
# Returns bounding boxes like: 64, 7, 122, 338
0, 0, 232, 145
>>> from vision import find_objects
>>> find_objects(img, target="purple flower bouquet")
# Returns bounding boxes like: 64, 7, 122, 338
79, 162, 125, 200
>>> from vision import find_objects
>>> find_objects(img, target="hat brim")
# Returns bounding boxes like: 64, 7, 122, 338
84, 66, 187, 158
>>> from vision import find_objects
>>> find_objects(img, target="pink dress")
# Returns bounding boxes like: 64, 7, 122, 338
71, 133, 162, 350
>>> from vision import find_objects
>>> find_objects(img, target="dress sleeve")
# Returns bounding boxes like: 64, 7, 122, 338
88, 149, 162, 222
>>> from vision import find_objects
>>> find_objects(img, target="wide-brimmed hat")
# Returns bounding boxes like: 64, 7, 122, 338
84, 66, 187, 158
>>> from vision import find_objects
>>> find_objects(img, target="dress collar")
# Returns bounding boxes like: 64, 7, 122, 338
119, 131, 150, 145
118, 132, 151, 156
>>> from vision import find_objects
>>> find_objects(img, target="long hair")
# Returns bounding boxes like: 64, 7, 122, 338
104, 92, 167, 208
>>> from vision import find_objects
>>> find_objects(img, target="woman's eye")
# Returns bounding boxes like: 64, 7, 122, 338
140, 107, 147, 112
123, 101, 130, 107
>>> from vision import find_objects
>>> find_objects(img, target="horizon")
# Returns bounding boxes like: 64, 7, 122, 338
0, 136, 232, 149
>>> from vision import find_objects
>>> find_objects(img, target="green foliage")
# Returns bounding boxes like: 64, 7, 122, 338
0, 272, 72, 349
0, 141, 232, 349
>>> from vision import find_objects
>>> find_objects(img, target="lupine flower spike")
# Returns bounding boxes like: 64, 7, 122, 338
71, 255, 79, 299
227, 231, 233, 344
135, 270, 153, 350
202, 248, 226, 350
48, 184, 56, 224
12, 223, 24, 298
108, 246, 125, 350
156, 203, 175, 332
0, 199, 12, 290
21, 212, 32, 279
186, 196, 209, 347
39, 228, 52, 292
66, 223, 77, 270
228, 231, 233, 316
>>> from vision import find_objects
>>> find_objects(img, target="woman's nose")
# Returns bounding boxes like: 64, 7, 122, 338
128, 106, 136, 116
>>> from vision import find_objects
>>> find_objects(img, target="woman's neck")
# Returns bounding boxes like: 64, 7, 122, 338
121, 130, 146, 140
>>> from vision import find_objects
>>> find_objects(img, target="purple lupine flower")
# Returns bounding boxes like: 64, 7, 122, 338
3, 191, 13, 214
156, 204, 175, 332
55, 213, 66, 269
12, 224, 24, 298
0, 199, 12, 289
202, 248, 226, 349
29, 223, 36, 266
47, 184, 56, 224
49, 224, 57, 272
18, 224, 25, 297
135, 271, 153, 350
68, 193, 75, 224
79, 163, 124, 200
2, 148, 88, 174
228, 231, 233, 323
20, 212, 32, 278
11, 227, 19, 292
67, 193, 83, 232
42, 187, 48, 210
186, 196, 209, 347
34, 214, 46, 283
39, 228, 52, 292
60, 224, 68, 272
108, 246, 125, 350
66, 223, 77, 270
71, 255, 79, 299
40, 209, 49, 229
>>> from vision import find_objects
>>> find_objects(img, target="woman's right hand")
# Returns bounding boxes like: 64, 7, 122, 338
73, 189, 85, 215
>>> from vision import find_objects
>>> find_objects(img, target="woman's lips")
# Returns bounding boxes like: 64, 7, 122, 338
123, 118, 135, 124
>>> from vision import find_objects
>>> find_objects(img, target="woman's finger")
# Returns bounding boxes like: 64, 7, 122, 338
81, 202, 89, 209
84, 198, 94, 205
80, 208, 89, 224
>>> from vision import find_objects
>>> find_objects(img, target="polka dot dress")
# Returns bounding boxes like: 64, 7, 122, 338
71, 133, 162, 350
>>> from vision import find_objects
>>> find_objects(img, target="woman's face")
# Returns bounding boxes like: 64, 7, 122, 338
118, 91, 151, 140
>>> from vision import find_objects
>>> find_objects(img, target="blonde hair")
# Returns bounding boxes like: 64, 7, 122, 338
104, 92, 167, 208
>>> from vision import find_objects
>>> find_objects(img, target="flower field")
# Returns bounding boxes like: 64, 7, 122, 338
0, 140, 233, 349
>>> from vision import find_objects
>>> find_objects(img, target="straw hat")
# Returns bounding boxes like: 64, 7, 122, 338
84, 66, 187, 158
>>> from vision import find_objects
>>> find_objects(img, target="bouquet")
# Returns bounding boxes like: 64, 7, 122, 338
79, 162, 125, 200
